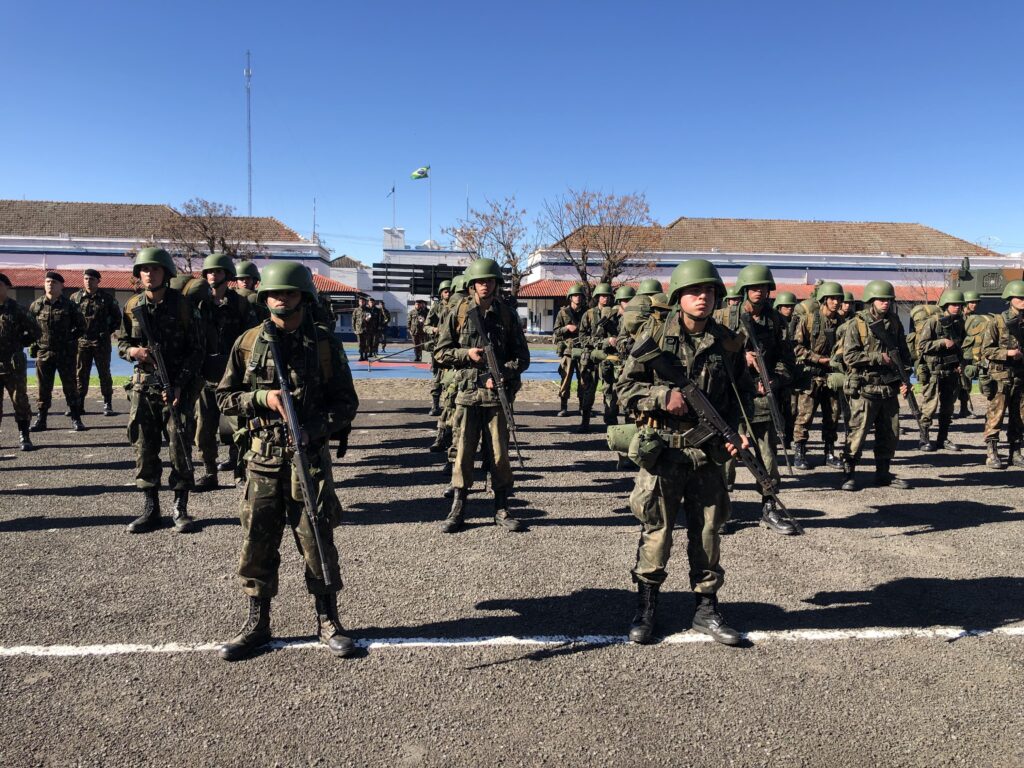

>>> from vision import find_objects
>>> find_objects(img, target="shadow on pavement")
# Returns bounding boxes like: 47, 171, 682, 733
803, 500, 1024, 535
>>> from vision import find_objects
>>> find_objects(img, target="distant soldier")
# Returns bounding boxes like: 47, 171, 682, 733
553, 284, 589, 418
958, 290, 982, 418
839, 280, 912, 491
407, 299, 428, 362
194, 254, 258, 491
351, 297, 367, 361
773, 291, 799, 451
71, 268, 121, 417
217, 261, 359, 661
723, 285, 742, 308
234, 260, 270, 323
29, 271, 86, 432
0, 272, 39, 451
838, 291, 854, 321
118, 248, 204, 533
579, 283, 619, 429
979, 280, 1024, 468
364, 298, 380, 357
616, 280, 662, 358
374, 300, 391, 354
574, 283, 616, 433
425, 280, 452, 417
917, 289, 966, 452
434, 258, 530, 533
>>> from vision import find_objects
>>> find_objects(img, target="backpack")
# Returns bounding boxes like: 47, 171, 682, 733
907, 303, 941, 362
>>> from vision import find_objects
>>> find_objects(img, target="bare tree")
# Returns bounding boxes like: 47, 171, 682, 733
160, 198, 268, 272
446, 195, 536, 296
537, 188, 601, 295
895, 257, 947, 317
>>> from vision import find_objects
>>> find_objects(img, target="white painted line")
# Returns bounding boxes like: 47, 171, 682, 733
1, 626, 1023, 658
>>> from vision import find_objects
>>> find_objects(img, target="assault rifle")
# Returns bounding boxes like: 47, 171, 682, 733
264, 321, 332, 586
631, 334, 800, 532
740, 315, 794, 477
467, 304, 525, 469
867, 319, 926, 443
1005, 313, 1024, 362
132, 305, 194, 479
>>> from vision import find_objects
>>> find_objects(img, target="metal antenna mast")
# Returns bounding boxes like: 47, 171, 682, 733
245, 50, 253, 216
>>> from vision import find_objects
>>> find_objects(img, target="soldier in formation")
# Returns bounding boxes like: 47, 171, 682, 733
407, 298, 428, 362
959, 290, 983, 419
364, 298, 381, 357
772, 291, 798, 451
435, 275, 471, 474
553, 284, 588, 420
217, 261, 359, 661
979, 280, 1024, 468
352, 296, 368, 361
425, 280, 452, 417
29, 271, 86, 432
0, 272, 39, 451
234, 261, 270, 323
434, 258, 530, 533
118, 248, 204, 533
71, 268, 121, 417
916, 289, 966, 452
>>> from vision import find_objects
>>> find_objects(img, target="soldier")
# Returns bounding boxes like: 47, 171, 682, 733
193, 254, 258, 490
437, 275, 471, 473
553, 284, 588, 418
374, 300, 391, 354
118, 248, 204, 533
791, 281, 845, 471
917, 289, 966, 452
774, 291, 798, 450
723, 285, 742, 308
425, 280, 452, 417
979, 280, 1024, 468
616, 259, 754, 646
364, 298, 380, 357
0, 272, 39, 451
217, 261, 359, 661
434, 258, 530, 533
234, 261, 270, 324
959, 290, 982, 418
838, 291, 854, 321
71, 269, 121, 417
839, 280, 913, 491
351, 297, 367, 361
714, 264, 796, 535
407, 298, 428, 362
29, 271, 86, 432
579, 283, 619, 428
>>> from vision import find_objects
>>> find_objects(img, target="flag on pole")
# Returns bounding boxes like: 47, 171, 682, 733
386, 184, 395, 198
410, 165, 430, 180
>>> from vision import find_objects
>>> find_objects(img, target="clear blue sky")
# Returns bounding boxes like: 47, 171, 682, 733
4, 1, 1023, 261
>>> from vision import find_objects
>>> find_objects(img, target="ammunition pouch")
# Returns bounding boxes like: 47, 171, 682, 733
861, 383, 898, 400
916, 363, 930, 387
628, 425, 664, 470
964, 364, 978, 381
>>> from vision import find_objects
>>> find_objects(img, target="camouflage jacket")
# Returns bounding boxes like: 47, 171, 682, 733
425, 299, 447, 337
580, 305, 620, 353
841, 308, 913, 396
792, 306, 840, 369
917, 313, 965, 374
200, 289, 259, 383
71, 289, 121, 344
434, 296, 530, 408
407, 305, 427, 338
29, 294, 85, 354
979, 307, 1024, 381
351, 306, 365, 334
552, 304, 586, 355
236, 287, 270, 323
0, 298, 40, 364
217, 316, 358, 466
117, 289, 204, 392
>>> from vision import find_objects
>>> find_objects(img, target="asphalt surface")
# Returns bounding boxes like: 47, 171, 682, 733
0, 389, 1022, 767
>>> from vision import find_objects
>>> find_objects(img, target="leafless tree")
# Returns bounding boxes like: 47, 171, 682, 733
446, 195, 536, 296
159, 198, 268, 272
537, 188, 601, 295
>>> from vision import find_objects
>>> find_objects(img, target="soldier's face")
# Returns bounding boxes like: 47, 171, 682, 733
473, 278, 496, 300
441, 289, 450, 301
238, 277, 257, 290
824, 297, 839, 312
946, 304, 962, 316
678, 283, 716, 319
84, 275, 99, 292
726, 297, 741, 306
266, 289, 302, 312
618, 299, 629, 312
1011, 297, 1024, 312
840, 302, 851, 314
139, 265, 165, 290
44, 278, 62, 298
597, 295, 609, 307
872, 299, 891, 314
206, 269, 227, 287
569, 295, 581, 308
778, 306, 793, 319
746, 285, 769, 305
966, 301, 978, 312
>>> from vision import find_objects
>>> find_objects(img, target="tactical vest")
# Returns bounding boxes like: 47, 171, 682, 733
921, 314, 965, 374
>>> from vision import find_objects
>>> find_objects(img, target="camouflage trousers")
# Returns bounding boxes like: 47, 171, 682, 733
982, 382, 1024, 444
409, 331, 425, 362
429, 363, 443, 399
451, 404, 513, 491
238, 447, 342, 598
793, 378, 840, 445
0, 353, 32, 423
843, 394, 899, 464
127, 386, 196, 491
781, 389, 796, 448
601, 361, 619, 425
35, 348, 79, 415
357, 332, 371, 359
558, 357, 595, 407
76, 339, 114, 405
629, 453, 728, 593
919, 370, 961, 428
194, 382, 223, 467
724, 419, 779, 496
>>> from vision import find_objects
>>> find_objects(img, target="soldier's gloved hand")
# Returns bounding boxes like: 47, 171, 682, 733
162, 387, 181, 407
724, 433, 751, 457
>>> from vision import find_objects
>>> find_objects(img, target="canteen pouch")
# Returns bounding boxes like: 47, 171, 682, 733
628, 425, 665, 471
606, 422, 638, 455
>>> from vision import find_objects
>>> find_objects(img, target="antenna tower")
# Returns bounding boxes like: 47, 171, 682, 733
245, 51, 253, 216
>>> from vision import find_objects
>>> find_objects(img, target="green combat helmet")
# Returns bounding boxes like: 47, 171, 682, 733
816, 281, 845, 302
1001, 280, 1024, 300
843, 291, 855, 303
668, 259, 725, 304
725, 285, 742, 298
170, 275, 211, 306
773, 291, 798, 308
201, 252, 236, 278
592, 282, 614, 299
637, 278, 663, 296
235, 260, 260, 282
566, 283, 587, 298
862, 280, 896, 303
937, 288, 965, 308
614, 285, 636, 302
963, 290, 981, 303
734, 263, 776, 293
450, 274, 468, 295
649, 292, 672, 314
463, 257, 503, 287
132, 247, 177, 281
437, 279, 452, 294
257, 261, 318, 300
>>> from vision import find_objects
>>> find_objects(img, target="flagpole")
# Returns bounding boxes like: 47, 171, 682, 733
392, 180, 396, 231
428, 169, 433, 243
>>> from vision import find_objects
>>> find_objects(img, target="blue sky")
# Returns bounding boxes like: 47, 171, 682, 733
4, 1, 1023, 261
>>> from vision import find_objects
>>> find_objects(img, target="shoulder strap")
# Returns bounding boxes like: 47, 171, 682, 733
314, 324, 334, 382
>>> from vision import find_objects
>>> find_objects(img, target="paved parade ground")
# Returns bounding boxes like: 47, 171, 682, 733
1, 386, 1022, 767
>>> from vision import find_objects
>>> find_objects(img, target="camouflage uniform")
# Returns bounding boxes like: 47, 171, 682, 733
979, 307, 1024, 463
70, 287, 121, 412
0, 295, 40, 444
425, 294, 449, 414
791, 305, 842, 458
553, 302, 588, 414
29, 293, 85, 423
580, 304, 620, 425
351, 301, 367, 360
407, 302, 428, 362
917, 311, 965, 446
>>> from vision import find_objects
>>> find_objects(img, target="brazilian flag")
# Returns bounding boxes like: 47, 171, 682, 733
410, 165, 430, 180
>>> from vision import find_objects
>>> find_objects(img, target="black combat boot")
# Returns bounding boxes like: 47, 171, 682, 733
957, 394, 970, 419
70, 412, 87, 432
985, 440, 1005, 469
493, 487, 523, 532
429, 425, 447, 452
760, 497, 799, 535
556, 397, 569, 417
874, 459, 909, 489
127, 488, 163, 533
194, 462, 218, 491
172, 490, 196, 533
220, 596, 272, 661
217, 446, 237, 472
793, 441, 810, 471
841, 459, 857, 491
103, 399, 115, 417
17, 420, 34, 452
823, 441, 844, 469
428, 394, 442, 417
919, 427, 935, 452
315, 593, 356, 658
441, 489, 466, 533
29, 411, 47, 432
692, 594, 741, 646
936, 417, 959, 452
577, 413, 591, 434
628, 582, 659, 644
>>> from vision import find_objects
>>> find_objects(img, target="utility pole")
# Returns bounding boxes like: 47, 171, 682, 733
245, 50, 253, 216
